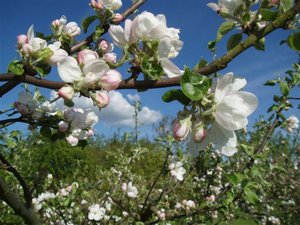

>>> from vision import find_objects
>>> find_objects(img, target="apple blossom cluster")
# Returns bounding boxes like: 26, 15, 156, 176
109, 11, 184, 78
51, 15, 81, 42
57, 48, 122, 107
59, 108, 98, 146
173, 73, 258, 157
17, 26, 68, 66
32, 182, 78, 212
14, 91, 56, 121
285, 116, 299, 133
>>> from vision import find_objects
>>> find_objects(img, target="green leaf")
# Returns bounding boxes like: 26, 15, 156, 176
192, 58, 208, 72
141, 56, 164, 80
82, 15, 98, 33
35, 65, 51, 76
230, 218, 257, 225
227, 33, 243, 51
217, 21, 235, 42
244, 187, 259, 204
280, 82, 289, 96
180, 68, 210, 101
226, 173, 240, 186
260, 9, 278, 21
38, 48, 54, 61
280, 0, 293, 12
40, 126, 52, 139
7, 60, 24, 75
264, 79, 277, 86
287, 32, 300, 52
254, 38, 265, 51
162, 89, 191, 105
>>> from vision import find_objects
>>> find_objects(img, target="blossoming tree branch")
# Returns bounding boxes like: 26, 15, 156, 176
0, 0, 299, 224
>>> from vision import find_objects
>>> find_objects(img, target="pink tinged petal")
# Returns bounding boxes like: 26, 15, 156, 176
57, 56, 82, 83
83, 60, 110, 79
161, 58, 183, 78
124, 19, 132, 43
109, 25, 126, 48
66, 135, 79, 146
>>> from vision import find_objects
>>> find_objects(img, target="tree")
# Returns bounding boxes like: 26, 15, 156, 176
0, 0, 300, 224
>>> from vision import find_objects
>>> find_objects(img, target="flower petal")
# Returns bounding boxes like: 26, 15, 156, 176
213, 91, 258, 130
209, 123, 237, 156
82, 60, 110, 78
27, 25, 34, 42
57, 56, 82, 83
109, 25, 126, 48
160, 58, 183, 78
214, 72, 247, 103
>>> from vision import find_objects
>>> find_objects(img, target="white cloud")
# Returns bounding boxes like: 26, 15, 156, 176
51, 90, 162, 127
127, 93, 140, 102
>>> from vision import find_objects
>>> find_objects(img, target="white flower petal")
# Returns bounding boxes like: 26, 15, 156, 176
210, 123, 237, 156
213, 91, 258, 130
57, 56, 82, 83
109, 25, 126, 48
27, 25, 34, 41
82, 60, 110, 78
214, 73, 247, 103
160, 58, 183, 78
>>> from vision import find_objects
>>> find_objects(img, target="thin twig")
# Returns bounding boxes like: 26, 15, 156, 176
0, 152, 33, 207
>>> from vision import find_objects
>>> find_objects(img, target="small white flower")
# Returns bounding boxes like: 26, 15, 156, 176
286, 116, 299, 133
168, 161, 186, 181
88, 204, 106, 221
122, 182, 138, 198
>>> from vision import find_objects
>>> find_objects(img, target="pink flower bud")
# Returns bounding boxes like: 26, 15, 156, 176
58, 86, 75, 100
17, 34, 28, 46
192, 124, 207, 143
113, 13, 123, 24
58, 121, 69, 132
98, 39, 109, 53
90, 0, 104, 10
270, 0, 280, 6
94, 91, 110, 108
103, 53, 117, 63
172, 117, 191, 141
77, 49, 99, 65
51, 19, 60, 28
66, 135, 79, 146
87, 129, 94, 137
99, 69, 122, 91
21, 43, 33, 56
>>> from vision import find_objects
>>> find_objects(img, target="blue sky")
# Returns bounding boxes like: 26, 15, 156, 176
0, 0, 299, 137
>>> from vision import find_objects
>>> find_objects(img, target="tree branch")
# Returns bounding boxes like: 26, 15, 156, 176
0, 152, 32, 207
0, 175, 41, 225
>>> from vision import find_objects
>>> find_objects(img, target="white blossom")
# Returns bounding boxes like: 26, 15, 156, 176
88, 204, 106, 221
122, 182, 138, 198
169, 161, 186, 181
286, 116, 299, 133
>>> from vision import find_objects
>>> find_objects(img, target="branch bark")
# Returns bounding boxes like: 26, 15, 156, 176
0, 152, 33, 207
0, 175, 41, 225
